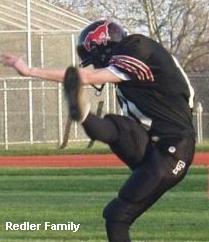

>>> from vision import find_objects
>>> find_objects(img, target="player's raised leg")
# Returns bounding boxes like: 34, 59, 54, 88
64, 66, 149, 168
64, 66, 120, 144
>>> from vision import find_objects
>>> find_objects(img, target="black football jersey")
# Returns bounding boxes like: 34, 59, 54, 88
107, 34, 195, 139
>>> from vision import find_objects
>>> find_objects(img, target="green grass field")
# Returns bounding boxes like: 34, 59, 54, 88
0, 140, 209, 156
0, 167, 208, 242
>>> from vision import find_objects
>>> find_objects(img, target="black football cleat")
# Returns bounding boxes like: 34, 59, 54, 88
64, 66, 90, 122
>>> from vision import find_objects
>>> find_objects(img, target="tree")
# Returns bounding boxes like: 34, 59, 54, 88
49, 0, 209, 71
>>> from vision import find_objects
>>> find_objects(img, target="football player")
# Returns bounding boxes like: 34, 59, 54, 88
1, 20, 196, 242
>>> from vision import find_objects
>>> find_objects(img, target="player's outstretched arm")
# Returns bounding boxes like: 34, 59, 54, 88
1, 53, 121, 84
0, 53, 65, 82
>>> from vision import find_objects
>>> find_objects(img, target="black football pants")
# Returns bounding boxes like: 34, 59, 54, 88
82, 113, 195, 242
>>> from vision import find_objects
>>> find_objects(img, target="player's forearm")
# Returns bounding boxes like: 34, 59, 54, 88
29, 68, 66, 82
79, 68, 121, 85
28, 66, 121, 85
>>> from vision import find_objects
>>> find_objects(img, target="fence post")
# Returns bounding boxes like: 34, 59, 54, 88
26, 0, 34, 144
58, 83, 63, 146
40, 32, 46, 140
3, 80, 8, 150
196, 102, 203, 143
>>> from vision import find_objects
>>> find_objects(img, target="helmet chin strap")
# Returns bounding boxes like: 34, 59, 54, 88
92, 84, 105, 96
78, 62, 105, 96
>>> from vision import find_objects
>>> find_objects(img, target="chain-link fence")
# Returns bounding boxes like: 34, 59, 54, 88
0, 0, 91, 149
0, 73, 208, 149
0, 76, 116, 149
190, 73, 209, 142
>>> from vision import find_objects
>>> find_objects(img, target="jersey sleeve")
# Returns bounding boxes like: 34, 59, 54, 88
105, 65, 131, 81
108, 35, 155, 82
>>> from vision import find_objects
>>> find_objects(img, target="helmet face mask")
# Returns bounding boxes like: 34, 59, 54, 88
77, 20, 127, 68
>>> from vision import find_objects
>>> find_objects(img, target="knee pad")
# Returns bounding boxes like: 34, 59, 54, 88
103, 197, 139, 225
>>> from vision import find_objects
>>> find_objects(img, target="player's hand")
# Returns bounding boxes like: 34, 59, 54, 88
0, 53, 30, 76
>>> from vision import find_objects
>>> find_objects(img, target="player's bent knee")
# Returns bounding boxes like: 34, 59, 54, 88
103, 197, 138, 225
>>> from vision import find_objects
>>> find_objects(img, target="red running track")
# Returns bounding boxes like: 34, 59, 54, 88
0, 153, 208, 168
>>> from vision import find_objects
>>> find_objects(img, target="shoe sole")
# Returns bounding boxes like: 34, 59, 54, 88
64, 66, 82, 121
